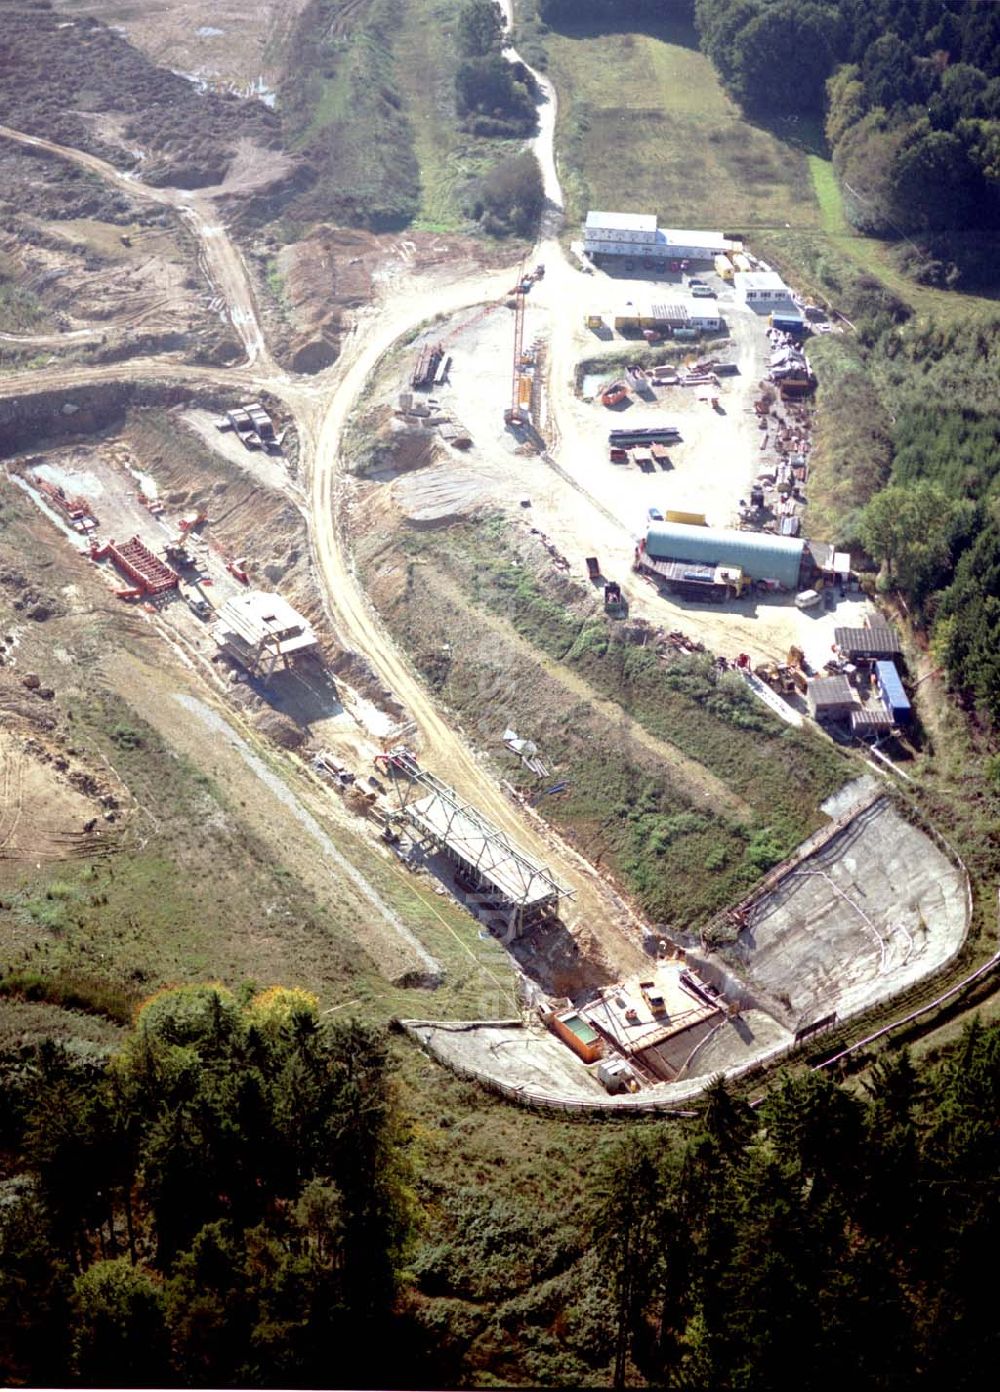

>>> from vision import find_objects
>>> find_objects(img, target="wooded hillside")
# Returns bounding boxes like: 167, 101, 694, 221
695, 0, 1000, 238
2, 989, 999, 1387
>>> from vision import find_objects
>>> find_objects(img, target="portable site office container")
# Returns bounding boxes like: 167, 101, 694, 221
771, 311, 805, 334
875, 661, 912, 725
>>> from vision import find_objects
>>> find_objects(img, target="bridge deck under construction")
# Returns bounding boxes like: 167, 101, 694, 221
381, 750, 571, 924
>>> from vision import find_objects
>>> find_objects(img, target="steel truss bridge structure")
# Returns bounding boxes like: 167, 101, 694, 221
375, 747, 572, 935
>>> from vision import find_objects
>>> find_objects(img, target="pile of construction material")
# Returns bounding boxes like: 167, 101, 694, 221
395, 392, 472, 449
411, 344, 450, 390
529, 528, 570, 572
663, 628, 706, 653
216, 402, 277, 451
768, 337, 815, 396
740, 393, 814, 536
677, 361, 720, 388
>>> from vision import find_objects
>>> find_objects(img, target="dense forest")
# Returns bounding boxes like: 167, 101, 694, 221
590, 1023, 1000, 1388
1, 981, 999, 1388
851, 317, 1000, 723
695, 0, 1000, 239
0, 986, 409, 1388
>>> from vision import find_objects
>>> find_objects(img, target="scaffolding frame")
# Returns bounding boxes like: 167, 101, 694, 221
508, 265, 527, 424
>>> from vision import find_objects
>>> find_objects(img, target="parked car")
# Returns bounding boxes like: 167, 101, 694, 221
691, 284, 716, 298
647, 507, 664, 522
688, 277, 707, 288
186, 594, 213, 620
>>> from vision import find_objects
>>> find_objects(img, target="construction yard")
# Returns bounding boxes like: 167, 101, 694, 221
0, 6, 978, 1120
342, 190, 972, 1101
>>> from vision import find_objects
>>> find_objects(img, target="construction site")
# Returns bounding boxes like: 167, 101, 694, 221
2, 395, 353, 754
0, 81, 975, 1118
339, 201, 972, 1104
0, 209, 942, 1111
403, 780, 968, 1106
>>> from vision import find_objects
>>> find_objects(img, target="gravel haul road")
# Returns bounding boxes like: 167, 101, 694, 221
0, 79, 652, 967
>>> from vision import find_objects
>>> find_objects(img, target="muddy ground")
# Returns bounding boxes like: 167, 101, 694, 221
250, 224, 518, 374
52, 0, 308, 96
0, 143, 240, 363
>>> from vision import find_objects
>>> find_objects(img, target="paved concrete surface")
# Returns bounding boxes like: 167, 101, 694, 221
406, 1020, 609, 1100
404, 1009, 795, 1109
724, 798, 968, 1030
684, 1008, 793, 1078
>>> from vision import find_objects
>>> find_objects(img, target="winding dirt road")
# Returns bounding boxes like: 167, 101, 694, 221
0, 124, 271, 371
0, 88, 651, 966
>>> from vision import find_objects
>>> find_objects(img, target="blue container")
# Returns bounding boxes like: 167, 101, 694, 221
875, 660, 911, 724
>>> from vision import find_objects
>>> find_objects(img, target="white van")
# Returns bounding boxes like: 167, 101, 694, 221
795, 589, 821, 610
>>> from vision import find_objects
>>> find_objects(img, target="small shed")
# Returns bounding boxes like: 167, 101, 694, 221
734, 270, 794, 309
771, 309, 805, 334
834, 622, 902, 661
875, 660, 912, 724
851, 704, 893, 737
650, 302, 689, 328
685, 302, 724, 330
596, 1057, 635, 1094
807, 675, 856, 721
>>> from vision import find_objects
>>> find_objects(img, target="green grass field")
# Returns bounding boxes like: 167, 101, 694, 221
545, 14, 819, 237
542, 12, 998, 326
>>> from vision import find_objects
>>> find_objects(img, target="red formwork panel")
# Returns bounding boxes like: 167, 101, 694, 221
104, 536, 179, 595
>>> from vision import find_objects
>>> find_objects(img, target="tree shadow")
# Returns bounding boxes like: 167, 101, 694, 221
750, 111, 829, 160
546, 10, 701, 53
